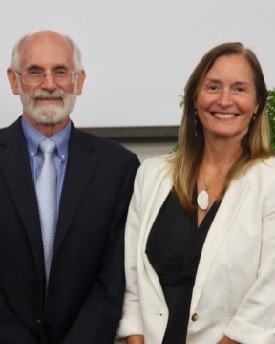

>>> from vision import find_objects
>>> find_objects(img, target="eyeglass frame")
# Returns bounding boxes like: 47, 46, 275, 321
15, 70, 79, 86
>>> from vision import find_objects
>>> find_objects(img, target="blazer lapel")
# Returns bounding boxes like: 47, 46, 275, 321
53, 129, 97, 256
191, 177, 251, 304
141, 160, 173, 300
0, 119, 45, 287
141, 161, 173, 246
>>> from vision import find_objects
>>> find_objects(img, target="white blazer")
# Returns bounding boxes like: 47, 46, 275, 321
117, 155, 275, 344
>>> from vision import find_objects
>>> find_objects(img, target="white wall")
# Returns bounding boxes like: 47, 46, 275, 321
123, 141, 177, 163
1, 0, 275, 129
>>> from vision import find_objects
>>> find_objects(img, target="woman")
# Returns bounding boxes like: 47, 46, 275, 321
117, 42, 275, 344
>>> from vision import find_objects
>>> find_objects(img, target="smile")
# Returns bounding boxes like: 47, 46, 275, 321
212, 113, 238, 118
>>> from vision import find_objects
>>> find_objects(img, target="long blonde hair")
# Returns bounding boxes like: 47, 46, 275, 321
171, 42, 271, 212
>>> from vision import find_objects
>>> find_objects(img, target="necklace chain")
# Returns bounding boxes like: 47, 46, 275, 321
198, 167, 224, 210
197, 167, 225, 211
200, 169, 208, 190
197, 169, 209, 211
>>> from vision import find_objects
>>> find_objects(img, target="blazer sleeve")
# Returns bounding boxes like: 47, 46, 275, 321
59, 156, 140, 344
224, 176, 275, 343
116, 161, 146, 339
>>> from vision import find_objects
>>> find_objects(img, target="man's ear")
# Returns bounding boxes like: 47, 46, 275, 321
7, 68, 20, 95
75, 70, 86, 95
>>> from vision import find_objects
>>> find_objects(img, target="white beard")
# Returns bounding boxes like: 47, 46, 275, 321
19, 88, 76, 125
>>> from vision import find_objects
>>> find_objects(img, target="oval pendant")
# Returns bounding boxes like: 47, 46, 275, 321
197, 189, 209, 211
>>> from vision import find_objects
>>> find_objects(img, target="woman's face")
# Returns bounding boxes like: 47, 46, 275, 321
195, 54, 259, 142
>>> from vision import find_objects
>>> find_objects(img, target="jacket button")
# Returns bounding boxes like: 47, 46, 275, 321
35, 318, 42, 325
191, 313, 199, 321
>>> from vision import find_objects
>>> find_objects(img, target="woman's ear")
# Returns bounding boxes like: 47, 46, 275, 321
254, 103, 259, 115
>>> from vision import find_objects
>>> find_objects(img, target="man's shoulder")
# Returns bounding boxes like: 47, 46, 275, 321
72, 128, 138, 162
0, 118, 21, 132
0, 118, 23, 144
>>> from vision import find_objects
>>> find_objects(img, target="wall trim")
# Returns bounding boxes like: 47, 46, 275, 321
78, 126, 179, 143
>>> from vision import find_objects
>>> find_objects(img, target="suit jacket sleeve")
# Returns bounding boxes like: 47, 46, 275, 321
0, 290, 38, 343
59, 155, 139, 344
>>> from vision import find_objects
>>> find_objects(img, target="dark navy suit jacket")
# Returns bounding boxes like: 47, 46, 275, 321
0, 117, 139, 343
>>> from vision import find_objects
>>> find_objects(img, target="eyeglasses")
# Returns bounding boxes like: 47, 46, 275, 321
15, 70, 78, 86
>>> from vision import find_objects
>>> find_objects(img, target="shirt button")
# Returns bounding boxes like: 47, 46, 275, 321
191, 313, 199, 321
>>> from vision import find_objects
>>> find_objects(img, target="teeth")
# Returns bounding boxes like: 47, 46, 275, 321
214, 113, 235, 118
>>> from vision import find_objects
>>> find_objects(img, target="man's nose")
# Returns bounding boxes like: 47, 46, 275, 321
40, 74, 57, 89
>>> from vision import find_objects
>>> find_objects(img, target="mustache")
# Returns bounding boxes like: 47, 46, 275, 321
31, 89, 66, 100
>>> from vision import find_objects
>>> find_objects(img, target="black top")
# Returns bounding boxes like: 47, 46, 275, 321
146, 190, 221, 344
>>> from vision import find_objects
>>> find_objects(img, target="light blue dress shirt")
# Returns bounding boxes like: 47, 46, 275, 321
21, 115, 71, 216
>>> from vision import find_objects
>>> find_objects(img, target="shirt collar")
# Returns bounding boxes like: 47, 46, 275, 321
21, 116, 71, 161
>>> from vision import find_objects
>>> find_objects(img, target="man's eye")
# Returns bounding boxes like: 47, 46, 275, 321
54, 70, 67, 76
28, 70, 42, 75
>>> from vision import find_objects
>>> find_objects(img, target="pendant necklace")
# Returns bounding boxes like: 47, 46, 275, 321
197, 172, 209, 211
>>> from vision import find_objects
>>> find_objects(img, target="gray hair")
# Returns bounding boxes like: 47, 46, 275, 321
10, 31, 84, 72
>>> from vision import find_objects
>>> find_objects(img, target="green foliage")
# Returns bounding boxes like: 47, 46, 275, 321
267, 89, 275, 151
179, 95, 184, 109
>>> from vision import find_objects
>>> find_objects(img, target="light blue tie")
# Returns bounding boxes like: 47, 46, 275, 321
35, 139, 57, 284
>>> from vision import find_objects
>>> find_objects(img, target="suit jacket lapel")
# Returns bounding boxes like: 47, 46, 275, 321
191, 177, 251, 305
53, 128, 97, 256
0, 118, 45, 287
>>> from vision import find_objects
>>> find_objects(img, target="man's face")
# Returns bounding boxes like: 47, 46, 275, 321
8, 32, 85, 126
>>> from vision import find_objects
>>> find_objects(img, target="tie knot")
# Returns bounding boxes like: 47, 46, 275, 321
39, 139, 56, 154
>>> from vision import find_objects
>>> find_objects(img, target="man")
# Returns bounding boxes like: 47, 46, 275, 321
0, 31, 139, 343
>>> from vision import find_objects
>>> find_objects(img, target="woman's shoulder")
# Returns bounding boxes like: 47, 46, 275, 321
244, 157, 275, 182
133, 154, 174, 188
251, 156, 275, 171
139, 154, 173, 174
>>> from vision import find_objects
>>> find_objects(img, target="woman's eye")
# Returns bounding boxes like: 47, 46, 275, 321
205, 84, 220, 92
234, 87, 245, 93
